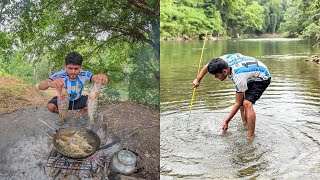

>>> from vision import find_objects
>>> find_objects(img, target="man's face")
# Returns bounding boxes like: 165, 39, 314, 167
65, 64, 81, 80
214, 69, 228, 81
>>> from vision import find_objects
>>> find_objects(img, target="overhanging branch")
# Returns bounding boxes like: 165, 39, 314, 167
127, 0, 159, 17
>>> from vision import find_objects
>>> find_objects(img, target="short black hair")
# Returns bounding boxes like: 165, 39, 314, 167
208, 58, 228, 74
65, 52, 83, 65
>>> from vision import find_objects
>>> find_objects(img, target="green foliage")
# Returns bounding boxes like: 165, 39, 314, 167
100, 87, 121, 102
0, 50, 34, 82
280, 2, 305, 37
262, 0, 282, 33
241, 1, 264, 34
0, 32, 14, 51
280, 0, 320, 40
161, 0, 224, 37
161, 0, 309, 38
300, 23, 320, 40
214, 0, 246, 36
127, 44, 159, 108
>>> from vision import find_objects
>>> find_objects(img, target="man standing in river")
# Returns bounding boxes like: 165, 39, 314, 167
193, 53, 271, 138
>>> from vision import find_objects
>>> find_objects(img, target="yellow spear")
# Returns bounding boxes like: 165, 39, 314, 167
187, 31, 208, 122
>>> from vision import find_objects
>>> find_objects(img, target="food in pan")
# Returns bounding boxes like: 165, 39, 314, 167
56, 131, 94, 157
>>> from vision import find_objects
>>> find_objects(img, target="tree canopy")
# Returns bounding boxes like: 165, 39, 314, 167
281, 0, 320, 41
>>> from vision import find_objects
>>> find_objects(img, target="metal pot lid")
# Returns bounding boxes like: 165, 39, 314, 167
117, 150, 137, 166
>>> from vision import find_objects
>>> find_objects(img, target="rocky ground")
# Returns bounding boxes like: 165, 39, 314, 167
307, 55, 320, 64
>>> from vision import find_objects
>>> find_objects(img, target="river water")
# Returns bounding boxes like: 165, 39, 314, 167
160, 38, 320, 179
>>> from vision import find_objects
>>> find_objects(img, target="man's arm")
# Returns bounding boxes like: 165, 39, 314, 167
91, 74, 108, 85
193, 63, 209, 88
38, 79, 52, 90
222, 92, 244, 131
38, 78, 65, 92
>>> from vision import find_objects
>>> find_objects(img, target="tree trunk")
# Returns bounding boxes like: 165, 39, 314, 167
33, 64, 38, 84
48, 59, 52, 77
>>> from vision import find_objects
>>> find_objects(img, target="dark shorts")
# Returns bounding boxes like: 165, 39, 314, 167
48, 95, 88, 110
244, 78, 271, 104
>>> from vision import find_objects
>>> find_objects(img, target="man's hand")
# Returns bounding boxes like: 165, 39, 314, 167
192, 63, 208, 88
193, 78, 200, 88
49, 78, 65, 93
93, 74, 108, 85
222, 120, 229, 131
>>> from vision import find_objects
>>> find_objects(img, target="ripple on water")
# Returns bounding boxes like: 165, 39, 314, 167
161, 40, 320, 179
161, 102, 320, 179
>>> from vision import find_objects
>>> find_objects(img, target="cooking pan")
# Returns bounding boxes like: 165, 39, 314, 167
38, 118, 120, 159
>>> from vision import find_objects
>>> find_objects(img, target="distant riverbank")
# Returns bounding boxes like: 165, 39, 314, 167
160, 33, 284, 41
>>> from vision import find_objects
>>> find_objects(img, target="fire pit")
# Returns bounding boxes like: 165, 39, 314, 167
45, 146, 114, 179
37, 117, 124, 179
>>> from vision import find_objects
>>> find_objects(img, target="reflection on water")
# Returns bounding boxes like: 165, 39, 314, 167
160, 39, 320, 179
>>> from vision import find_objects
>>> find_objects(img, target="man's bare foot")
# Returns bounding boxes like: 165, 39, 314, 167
247, 134, 255, 141
247, 135, 254, 142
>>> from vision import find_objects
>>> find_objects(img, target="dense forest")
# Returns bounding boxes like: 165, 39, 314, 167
160, 0, 320, 40
0, 0, 160, 108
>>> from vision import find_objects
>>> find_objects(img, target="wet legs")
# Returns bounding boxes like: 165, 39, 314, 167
240, 106, 247, 126
243, 100, 255, 138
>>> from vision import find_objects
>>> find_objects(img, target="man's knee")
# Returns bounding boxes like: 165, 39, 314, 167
47, 103, 58, 113
243, 100, 253, 109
